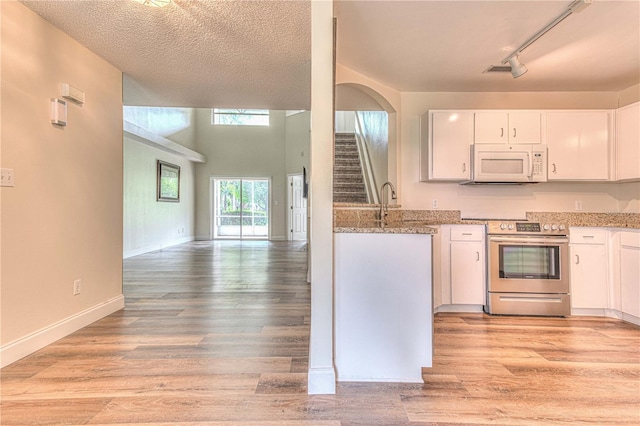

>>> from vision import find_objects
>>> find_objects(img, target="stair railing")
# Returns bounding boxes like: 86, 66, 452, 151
354, 113, 379, 204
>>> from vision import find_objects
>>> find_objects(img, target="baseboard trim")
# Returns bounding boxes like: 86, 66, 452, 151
571, 308, 639, 326
124, 236, 194, 258
307, 367, 336, 395
0, 295, 125, 368
434, 304, 485, 313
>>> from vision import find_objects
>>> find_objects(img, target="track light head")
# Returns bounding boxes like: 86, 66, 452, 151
508, 56, 528, 78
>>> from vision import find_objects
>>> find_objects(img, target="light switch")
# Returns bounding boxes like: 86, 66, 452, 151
1, 168, 14, 187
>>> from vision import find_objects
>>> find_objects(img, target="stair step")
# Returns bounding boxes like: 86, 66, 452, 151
333, 194, 368, 203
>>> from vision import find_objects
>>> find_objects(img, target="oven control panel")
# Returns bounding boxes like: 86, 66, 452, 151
487, 221, 567, 235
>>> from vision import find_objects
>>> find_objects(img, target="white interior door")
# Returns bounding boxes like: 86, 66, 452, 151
288, 174, 307, 241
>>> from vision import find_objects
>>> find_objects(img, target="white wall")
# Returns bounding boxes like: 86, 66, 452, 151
194, 109, 288, 240
123, 137, 195, 258
1, 2, 123, 362
307, 0, 336, 395
285, 110, 311, 176
357, 111, 388, 188
399, 91, 638, 218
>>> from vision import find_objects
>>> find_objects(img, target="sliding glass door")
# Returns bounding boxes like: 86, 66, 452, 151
213, 178, 269, 239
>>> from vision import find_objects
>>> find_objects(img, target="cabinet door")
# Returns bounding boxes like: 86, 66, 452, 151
508, 112, 541, 144
620, 236, 640, 318
546, 111, 610, 180
570, 244, 608, 309
474, 112, 508, 144
616, 102, 640, 181
430, 112, 473, 180
450, 242, 485, 305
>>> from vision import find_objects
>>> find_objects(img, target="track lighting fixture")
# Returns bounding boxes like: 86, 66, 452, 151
486, 0, 593, 78
507, 56, 528, 78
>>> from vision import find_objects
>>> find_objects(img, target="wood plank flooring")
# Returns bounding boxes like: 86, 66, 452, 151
1, 240, 639, 425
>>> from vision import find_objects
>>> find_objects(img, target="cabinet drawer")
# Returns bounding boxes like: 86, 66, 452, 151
620, 232, 640, 249
570, 228, 607, 245
450, 226, 484, 241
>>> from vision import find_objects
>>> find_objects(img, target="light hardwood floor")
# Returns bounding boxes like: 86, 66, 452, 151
1, 240, 639, 425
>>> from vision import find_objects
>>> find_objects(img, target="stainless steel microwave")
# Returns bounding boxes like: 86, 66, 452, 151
469, 144, 547, 183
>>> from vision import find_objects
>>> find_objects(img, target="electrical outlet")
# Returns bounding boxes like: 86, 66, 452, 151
1, 168, 15, 187
73, 279, 81, 295
432, 199, 439, 209
575, 200, 583, 211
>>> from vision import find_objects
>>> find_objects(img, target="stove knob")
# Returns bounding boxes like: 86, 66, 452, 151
543, 224, 551, 231
551, 224, 558, 231
508, 224, 514, 230
500, 223, 507, 230
559, 224, 566, 231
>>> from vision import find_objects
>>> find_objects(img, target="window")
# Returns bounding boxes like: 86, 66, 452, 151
212, 109, 269, 126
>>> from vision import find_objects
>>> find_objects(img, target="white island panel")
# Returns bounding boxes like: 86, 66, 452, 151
335, 232, 433, 383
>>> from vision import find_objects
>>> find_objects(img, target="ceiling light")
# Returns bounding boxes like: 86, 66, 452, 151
486, 0, 593, 78
507, 56, 528, 78
133, 0, 171, 7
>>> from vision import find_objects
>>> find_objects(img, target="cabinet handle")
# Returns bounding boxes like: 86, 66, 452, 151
476, 251, 480, 261
575, 254, 580, 264
462, 163, 466, 172
513, 128, 517, 138
552, 163, 557, 174
500, 127, 504, 138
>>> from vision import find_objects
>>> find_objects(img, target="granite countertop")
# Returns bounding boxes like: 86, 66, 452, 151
334, 221, 438, 234
333, 208, 640, 233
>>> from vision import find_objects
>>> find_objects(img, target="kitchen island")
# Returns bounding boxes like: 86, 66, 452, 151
334, 225, 436, 382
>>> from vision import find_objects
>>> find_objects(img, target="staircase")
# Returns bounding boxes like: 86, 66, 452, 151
334, 133, 368, 203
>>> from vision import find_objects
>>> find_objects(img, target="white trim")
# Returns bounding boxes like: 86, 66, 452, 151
434, 304, 485, 313
572, 308, 639, 326
123, 236, 195, 259
270, 236, 286, 241
307, 367, 336, 395
0, 295, 125, 368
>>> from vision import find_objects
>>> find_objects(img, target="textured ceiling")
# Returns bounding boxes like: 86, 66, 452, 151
20, 0, 311, 109
19, 0, 640, 110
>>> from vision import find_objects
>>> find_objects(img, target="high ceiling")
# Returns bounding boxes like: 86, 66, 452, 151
19, 0, 640, 109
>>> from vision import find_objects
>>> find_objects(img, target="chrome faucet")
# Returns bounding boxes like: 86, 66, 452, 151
379, 181, 397, 228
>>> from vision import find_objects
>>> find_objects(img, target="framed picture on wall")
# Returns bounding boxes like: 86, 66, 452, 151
157, 160, 180, 202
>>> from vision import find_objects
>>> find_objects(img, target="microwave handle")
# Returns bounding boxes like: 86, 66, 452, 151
527, 152, 533, 178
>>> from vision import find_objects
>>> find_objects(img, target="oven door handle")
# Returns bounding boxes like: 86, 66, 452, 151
489, 236, 568, 244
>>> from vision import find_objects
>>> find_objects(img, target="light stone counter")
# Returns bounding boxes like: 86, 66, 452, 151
334, 207, 640, 231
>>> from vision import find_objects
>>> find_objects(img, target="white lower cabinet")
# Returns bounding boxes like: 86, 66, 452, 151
569, 228, 609, 311
440, 225, 486, 308
569, 227, 639, 325
619, 231, 640, 320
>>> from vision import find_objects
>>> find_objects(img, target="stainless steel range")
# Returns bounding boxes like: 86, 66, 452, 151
485, 220, 570, 317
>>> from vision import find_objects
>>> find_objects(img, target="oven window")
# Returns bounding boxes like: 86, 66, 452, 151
499, 245, 560, 279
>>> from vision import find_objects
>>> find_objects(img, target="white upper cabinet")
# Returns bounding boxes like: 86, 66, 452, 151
424, 111, 473, 181
546, 111, 611, 181
474, 111, 541, 144
615, 102, 640, 181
